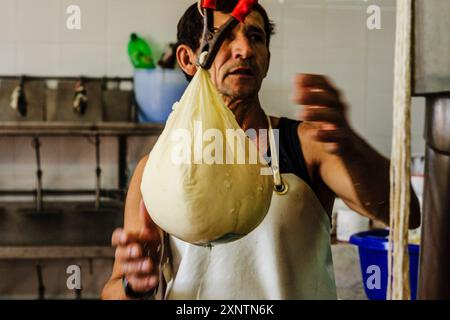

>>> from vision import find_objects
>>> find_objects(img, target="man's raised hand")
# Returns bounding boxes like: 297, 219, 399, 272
111, 200, 161, 294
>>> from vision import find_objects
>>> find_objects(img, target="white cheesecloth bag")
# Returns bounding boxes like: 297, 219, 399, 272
140, 67, 279, 246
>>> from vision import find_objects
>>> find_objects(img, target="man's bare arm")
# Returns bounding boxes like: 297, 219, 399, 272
294, 74, 420, 229
101, 155, 162, 300
317, 129, 421, 229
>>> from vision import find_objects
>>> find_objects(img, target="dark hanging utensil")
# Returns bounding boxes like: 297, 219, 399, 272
158, 43, 178, 69
36, 264, 45, 300
76, 135, 120, 216
32, 136, 43, 213
94, 135, 101, 210
10, 76, 27, 117
73, 78, 88, 115
20, 137, 62, 216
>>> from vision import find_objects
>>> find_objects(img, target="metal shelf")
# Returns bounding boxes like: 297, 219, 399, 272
0, 121, 164, 195
0, 246, 115, 260
0, 121, 165, 137
0, 200, 124, 248
0, 75, 133, 82
0, 189, 124, 199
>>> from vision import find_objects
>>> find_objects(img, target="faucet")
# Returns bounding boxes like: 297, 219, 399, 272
10, 76, 27, 117
73, 77, 88, 115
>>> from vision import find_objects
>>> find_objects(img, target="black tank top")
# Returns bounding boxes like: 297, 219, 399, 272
268, 117, 314, 191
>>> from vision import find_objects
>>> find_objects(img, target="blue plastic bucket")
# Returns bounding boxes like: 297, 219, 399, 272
134, 68, 188, 123
349, 229, 420, 300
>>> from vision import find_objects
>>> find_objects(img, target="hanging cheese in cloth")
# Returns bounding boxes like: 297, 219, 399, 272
140, 67, 274, 246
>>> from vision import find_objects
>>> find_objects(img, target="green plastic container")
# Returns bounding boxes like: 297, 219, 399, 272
128, 33, 155, 69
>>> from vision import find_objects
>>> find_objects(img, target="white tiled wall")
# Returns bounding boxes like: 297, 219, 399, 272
0, 0, 426, 193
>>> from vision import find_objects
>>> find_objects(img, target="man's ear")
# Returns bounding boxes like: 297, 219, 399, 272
176, 44, 198, 77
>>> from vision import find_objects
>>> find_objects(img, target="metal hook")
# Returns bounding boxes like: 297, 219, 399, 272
274, 180, 289, 195
10, 76, 28, 117
94, 134, 101, 210
36, 264, 46, 300
73, 77, 88, 115
31, 136, 43, 212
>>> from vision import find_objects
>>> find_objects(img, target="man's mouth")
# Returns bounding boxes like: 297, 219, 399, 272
227, 67, 255, 78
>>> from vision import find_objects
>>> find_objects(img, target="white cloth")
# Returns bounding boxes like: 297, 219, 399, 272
164, 173, 337, 300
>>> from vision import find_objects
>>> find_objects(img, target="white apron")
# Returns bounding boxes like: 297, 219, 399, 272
162, 173, 337, 300
159, 117, 337, 300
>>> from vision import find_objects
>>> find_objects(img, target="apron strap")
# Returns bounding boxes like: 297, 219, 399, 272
267, 116, 288, 195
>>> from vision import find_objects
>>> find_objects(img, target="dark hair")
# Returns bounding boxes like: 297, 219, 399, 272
177, 1, 275, 55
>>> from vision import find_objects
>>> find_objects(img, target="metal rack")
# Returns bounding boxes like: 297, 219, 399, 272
0, 76, 165, 253
0, 76, 168, 299
0, 74, 164, 200
0, 122, 164, 201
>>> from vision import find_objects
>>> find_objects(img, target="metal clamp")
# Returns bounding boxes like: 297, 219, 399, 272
197, 0, 258, 69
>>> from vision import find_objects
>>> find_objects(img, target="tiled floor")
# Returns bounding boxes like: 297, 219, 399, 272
332, 243, 367, 300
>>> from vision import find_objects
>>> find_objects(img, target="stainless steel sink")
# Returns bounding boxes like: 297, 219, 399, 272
0, 201, 123, 246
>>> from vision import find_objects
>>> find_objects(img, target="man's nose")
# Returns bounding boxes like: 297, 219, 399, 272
231, 34, 254, 60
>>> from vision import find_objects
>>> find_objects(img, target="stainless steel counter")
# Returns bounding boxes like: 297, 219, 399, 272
0, 246, 114, 260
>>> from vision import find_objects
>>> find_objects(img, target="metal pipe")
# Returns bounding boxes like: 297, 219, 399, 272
118, 136, 128, 192
36, 264, 45, 300
0, 189, 124, 198
413, 0, 450, 299
95, 135, 101, 209
419, 95, 450, 299
31, 137, 43, 212
0, 75, 132, 82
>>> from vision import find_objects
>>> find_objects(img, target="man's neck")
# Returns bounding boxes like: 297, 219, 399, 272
223, 95, 268, 132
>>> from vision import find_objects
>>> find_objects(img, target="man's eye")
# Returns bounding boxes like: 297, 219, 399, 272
249, 34, 264, 42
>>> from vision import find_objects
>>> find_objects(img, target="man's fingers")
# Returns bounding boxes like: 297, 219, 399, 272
127, 274, 160, 294
296, 73, 331, 87
111, 228, 125, 246
115, 243, 142, 260
293, 74, 351, 155
121, 258, 157, 275
113, 233, 160, 261
295, 74, 340, 97
294, 89, 342, 109
299, 106, 344, 125
111, 228, 146, 247
111, 227, 160, 263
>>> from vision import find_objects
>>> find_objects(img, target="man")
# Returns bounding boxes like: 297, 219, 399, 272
102, 2, 420, 300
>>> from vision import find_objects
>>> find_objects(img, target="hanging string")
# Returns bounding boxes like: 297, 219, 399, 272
388, 0, 413, 301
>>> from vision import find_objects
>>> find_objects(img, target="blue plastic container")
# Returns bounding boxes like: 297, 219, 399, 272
349, 229, 420, 300
134, 68, 188, 123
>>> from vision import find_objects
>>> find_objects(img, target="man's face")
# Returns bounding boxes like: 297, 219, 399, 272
200, 10, 270, 102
